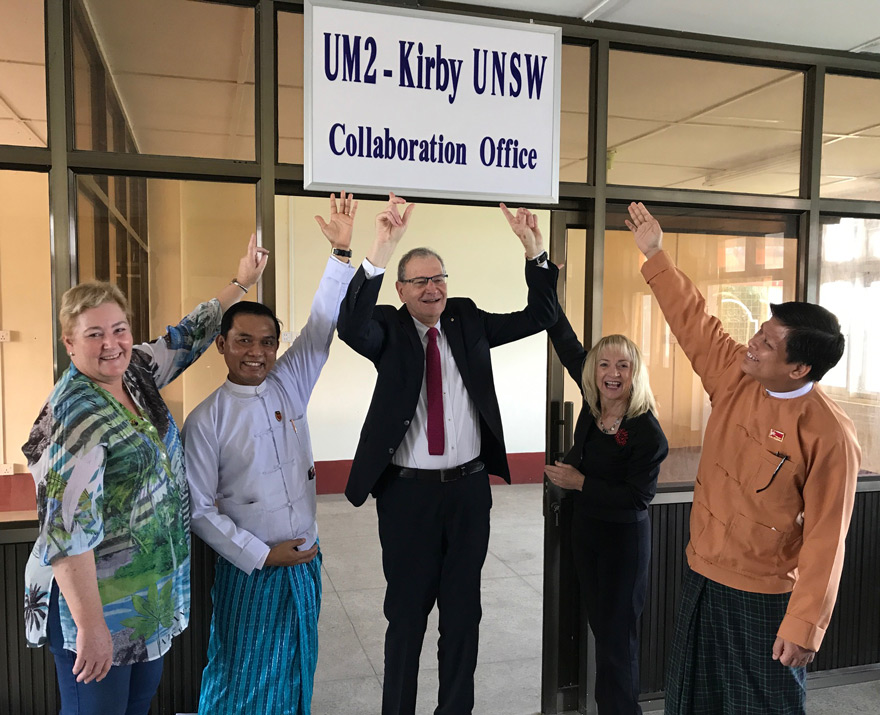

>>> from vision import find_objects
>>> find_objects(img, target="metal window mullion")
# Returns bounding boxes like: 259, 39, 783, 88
256, 0, 276, 310
587, 38, 609, 346
800, 64, 826, 303
46, 0, 76, 381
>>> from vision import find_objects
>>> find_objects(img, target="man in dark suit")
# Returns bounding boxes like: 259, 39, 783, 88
337, 193, 558, 715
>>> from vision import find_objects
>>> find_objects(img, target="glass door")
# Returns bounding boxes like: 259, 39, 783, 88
542, 209, 591, 714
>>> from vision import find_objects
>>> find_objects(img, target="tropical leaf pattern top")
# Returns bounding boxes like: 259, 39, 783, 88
22, 299, 222, 665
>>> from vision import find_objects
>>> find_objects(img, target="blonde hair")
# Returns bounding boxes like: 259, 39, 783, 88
581, 334, 657, 420
59, 281, 132, 336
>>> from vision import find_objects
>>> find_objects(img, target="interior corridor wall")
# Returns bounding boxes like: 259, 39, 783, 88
0, 171, 53, 474
148, 180, 256, 427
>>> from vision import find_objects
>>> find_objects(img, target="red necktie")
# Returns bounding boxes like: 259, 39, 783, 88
426, 327, 445, 455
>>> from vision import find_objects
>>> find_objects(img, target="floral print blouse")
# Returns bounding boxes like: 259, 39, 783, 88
22, 299, 222, 665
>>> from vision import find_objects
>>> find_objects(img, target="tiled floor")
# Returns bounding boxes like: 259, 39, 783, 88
310, 484, 880, 715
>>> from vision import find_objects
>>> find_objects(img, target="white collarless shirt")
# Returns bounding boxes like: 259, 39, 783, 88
183, 256, 355, 573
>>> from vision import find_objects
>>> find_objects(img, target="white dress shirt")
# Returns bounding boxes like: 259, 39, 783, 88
183, 257, 355, 574
362, 258, 481, 469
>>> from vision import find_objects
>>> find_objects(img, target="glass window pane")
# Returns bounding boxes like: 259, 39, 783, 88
604, 207, 799, 483
821, 75, 880, 200
560, 44, 590, 183
0, 0, 47, 147
607, 51, 803, 195
274, 195, 548, 478
561, 227, 588, 428
0, 171, 53, 475
277, 11, 304, 165
819, 216, 880, 477
76, 176, 256, 425
73, 0, 255, 160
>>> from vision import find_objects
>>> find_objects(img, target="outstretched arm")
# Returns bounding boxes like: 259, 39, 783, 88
275, 192, 358, 399
628, 201, 742, 392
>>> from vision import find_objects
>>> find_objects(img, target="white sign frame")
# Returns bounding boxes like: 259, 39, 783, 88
303, 0, 561, 204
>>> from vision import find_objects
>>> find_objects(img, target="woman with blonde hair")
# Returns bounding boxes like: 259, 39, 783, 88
22, 235, 267, 715
545, 313, 668, 715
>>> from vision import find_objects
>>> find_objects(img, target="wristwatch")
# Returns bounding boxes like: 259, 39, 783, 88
332, 247, 353, 258
526, 251, 548, 266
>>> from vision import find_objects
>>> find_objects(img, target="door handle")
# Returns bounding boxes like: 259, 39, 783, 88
551, 400, 574, 461
546, 400, 576, 519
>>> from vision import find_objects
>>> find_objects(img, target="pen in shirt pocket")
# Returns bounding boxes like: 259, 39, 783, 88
290, 419, 297, 433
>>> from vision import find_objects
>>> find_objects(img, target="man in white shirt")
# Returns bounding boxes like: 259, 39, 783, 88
182, 193, 357, 715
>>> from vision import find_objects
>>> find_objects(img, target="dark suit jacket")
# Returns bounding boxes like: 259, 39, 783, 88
338, 260, 559, 506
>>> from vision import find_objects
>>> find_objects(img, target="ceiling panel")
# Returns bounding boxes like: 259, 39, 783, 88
608, 51, 801, 124
607, 162, 708, 188
560, 111, 588, 159
823, 75, 880, 137
821, 136, 880, 175
697, 74, 803, 132
560, 44, 590, 113
136, 129, 253, 162
0, 0, 45, 64
83, 0, 253, 83
0, 62, 47, 120
613, 123, 801, 172
672, 171, 800, 196
0, 118, 46, 147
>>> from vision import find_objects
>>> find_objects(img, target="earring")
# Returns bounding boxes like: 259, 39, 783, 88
68, 352, 75, 357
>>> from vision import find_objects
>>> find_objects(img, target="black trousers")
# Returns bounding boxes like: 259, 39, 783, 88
376, 467, 492, 715
572, 512, 651, 715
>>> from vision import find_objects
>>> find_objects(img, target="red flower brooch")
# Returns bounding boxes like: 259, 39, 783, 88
615, 428, 629, 446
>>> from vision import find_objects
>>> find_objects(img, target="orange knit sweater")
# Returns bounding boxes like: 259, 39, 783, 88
642, 251, 861, 651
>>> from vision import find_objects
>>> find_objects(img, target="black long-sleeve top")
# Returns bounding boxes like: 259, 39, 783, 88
548, 311, 669, 523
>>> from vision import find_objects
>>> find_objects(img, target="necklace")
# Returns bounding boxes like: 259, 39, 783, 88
598, 414, 623, 434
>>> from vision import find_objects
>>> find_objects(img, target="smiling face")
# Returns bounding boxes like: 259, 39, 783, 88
216, 313, 279, 386
595, 346, 633, 407
395, 255, 448, 327
63, 302, 133, 389
741, 316, 808, 391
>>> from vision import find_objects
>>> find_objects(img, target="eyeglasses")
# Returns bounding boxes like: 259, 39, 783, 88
399, 274, 448, 288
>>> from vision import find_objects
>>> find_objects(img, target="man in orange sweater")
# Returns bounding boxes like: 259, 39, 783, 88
626, 202, 861, 714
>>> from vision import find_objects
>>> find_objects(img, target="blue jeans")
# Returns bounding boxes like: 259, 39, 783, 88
48, 583, 164, 715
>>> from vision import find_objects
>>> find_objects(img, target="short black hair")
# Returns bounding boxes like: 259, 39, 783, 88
770, 302, 845, 382
220, 302, 282, 339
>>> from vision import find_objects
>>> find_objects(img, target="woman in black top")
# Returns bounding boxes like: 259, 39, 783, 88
545, 311, 668, 715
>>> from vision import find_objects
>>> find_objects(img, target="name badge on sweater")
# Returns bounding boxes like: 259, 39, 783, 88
769, 428, 784, 442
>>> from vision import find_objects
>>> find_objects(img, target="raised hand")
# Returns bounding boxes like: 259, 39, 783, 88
235, 233, 270, 289
314, 191, 358, 251
367, 192, 415, 268
500, 203, 544, 258
624, 202, 663, 259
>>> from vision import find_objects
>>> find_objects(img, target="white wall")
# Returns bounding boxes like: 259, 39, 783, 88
276, 195, 550, 461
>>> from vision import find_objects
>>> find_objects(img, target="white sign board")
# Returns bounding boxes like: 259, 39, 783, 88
304, 0, 561, 203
